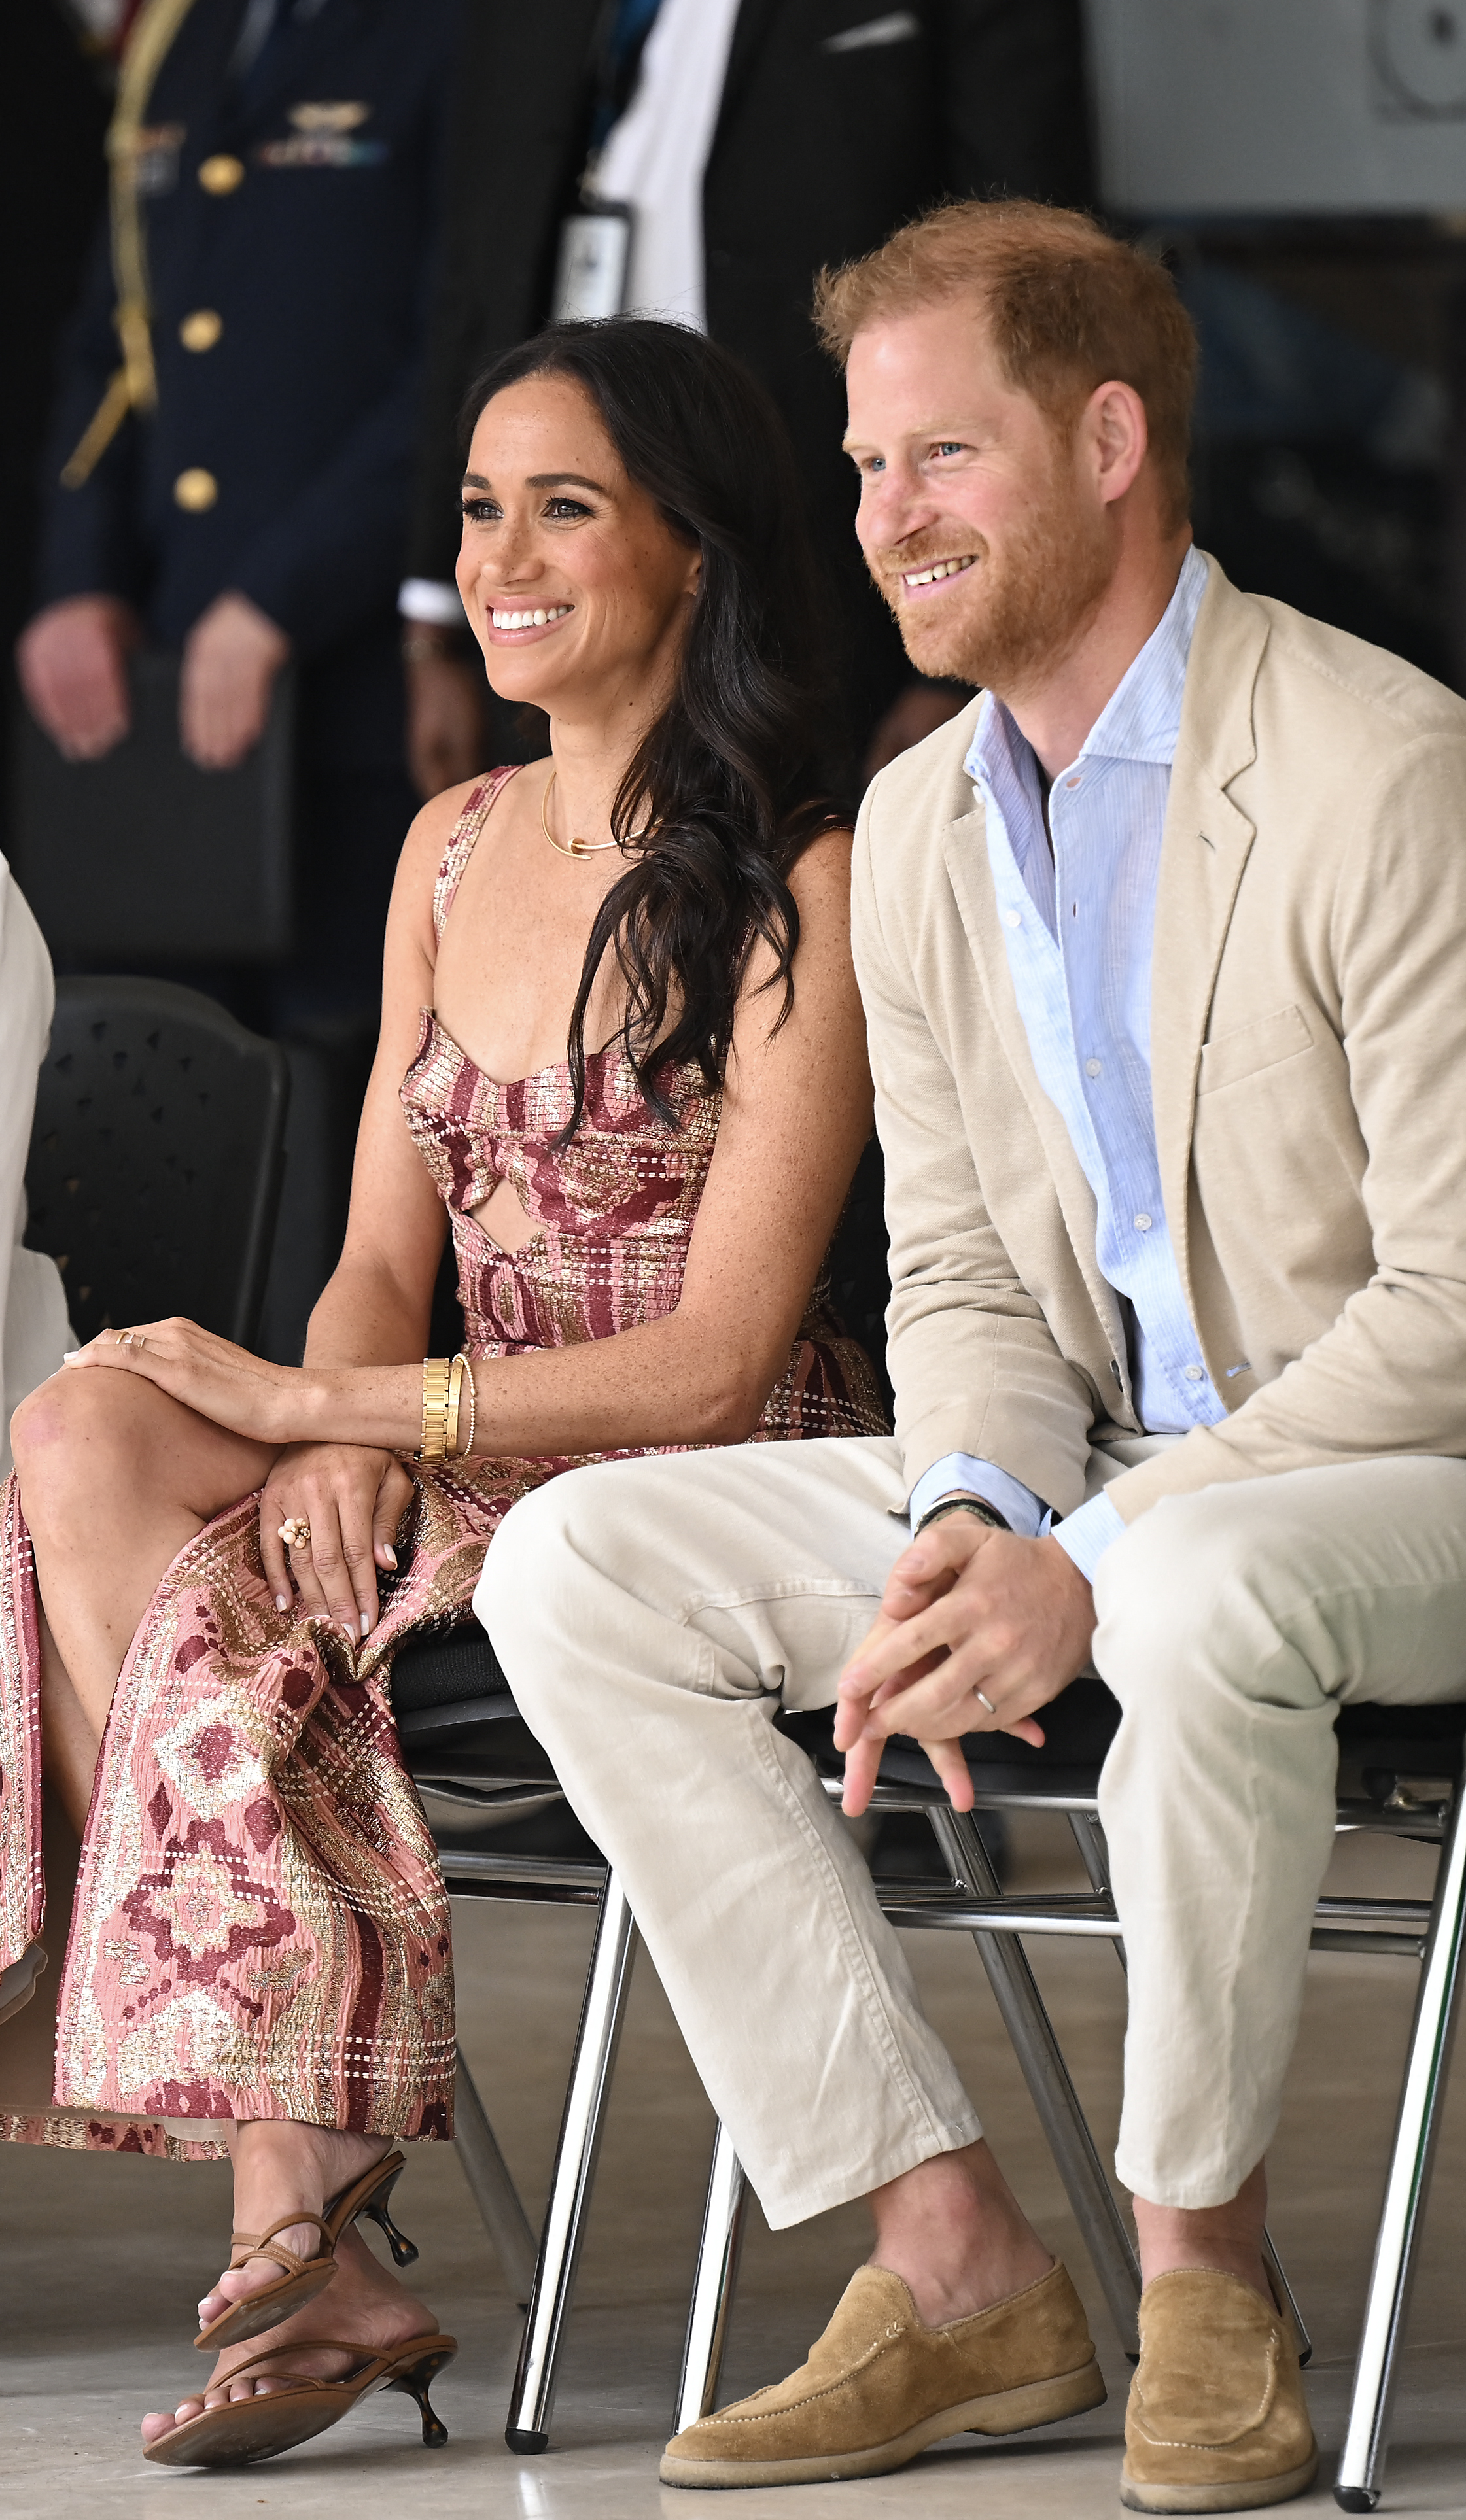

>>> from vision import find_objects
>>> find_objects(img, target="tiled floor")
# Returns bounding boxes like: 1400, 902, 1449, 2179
3, 1816, 1463, 2517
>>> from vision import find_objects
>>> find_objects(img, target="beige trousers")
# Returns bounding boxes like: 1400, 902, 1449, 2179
478, 1435, 1466, 2220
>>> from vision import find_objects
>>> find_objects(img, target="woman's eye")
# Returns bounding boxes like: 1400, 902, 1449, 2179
544, 497, 591, 520
460, 498, 500, 524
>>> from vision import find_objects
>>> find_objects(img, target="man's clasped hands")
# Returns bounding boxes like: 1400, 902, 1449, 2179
835, 1511, 1098, 1814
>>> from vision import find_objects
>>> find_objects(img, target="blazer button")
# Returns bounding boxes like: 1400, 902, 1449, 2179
198, 154, 245, 194
179, 308, 223, 352
174, 467, 218, 511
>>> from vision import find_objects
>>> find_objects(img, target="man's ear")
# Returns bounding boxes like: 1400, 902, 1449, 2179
1085, 379, 1149, 509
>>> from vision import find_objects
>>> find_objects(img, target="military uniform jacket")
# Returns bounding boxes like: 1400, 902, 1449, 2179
37, 0, 461, 665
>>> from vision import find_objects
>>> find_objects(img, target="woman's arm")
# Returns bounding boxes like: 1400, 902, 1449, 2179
71, 829, 874, 1455
300, 785, 465, 1368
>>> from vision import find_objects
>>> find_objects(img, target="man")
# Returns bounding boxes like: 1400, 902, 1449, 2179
478, 199, 1466, 2507
16, 0, 461, 1350
400, 0, 1092, 799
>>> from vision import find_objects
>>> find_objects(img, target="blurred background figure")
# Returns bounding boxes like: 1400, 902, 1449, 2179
13, 0, 462, 1358
400, 0, 1094, 803
0, 2, 112, 849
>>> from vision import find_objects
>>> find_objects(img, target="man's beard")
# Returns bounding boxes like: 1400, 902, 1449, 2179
872, 477, 1117, 699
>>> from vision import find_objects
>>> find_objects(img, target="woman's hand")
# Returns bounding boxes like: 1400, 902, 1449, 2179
63, 1319, 321, 1446
261, 1443, 415, 1638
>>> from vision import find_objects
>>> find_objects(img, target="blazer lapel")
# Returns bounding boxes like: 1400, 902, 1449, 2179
712, 0, 780, 145
941, 808, 1129, 1367
1150, 562, 1270, 1312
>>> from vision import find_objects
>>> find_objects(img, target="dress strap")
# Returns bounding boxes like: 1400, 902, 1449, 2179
432, 764, 523, 941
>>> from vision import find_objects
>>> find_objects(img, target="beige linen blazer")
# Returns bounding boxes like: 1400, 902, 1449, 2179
851, 555, 1466, 1529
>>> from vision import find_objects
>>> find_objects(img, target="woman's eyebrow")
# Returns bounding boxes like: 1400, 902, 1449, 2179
460, 470, 610, 495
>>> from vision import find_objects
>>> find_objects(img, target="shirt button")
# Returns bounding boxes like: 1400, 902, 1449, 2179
179, 308, 223, 352
1085, 1058, 1102, 1077
1004, 910, 1021, 929
1133, 1212, 1152, 1232
1065, 774, 1082, 789
173, 467, 218, 511
198, 153, 245, 194
1184, 1364, 1206, 1381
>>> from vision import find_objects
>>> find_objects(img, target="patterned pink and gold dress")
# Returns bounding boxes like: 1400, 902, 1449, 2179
0, 769, 884, 2158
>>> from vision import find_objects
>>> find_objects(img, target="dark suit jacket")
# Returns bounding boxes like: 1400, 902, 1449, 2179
35, 0, 461, 762
408, 0, 1093, 748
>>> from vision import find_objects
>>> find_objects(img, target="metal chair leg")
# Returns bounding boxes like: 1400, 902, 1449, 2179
505, 1869, 640, 2453
930, 1804, 1142, 2356
1334, 1774, 1466, 2512
672, 2120, 750, 2433
454, 2041, 539, 2304
1064, 1810, 1314, 2362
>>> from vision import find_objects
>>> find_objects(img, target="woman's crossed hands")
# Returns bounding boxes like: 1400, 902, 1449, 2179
260, 1443, 415, 1640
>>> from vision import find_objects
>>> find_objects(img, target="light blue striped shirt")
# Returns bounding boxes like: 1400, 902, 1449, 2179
909, 547, 1225, 1579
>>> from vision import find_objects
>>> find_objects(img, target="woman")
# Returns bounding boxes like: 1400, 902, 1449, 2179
0, 319, 883, 2463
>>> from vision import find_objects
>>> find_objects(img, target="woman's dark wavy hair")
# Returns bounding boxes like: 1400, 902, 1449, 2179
459, 317, 841, 1135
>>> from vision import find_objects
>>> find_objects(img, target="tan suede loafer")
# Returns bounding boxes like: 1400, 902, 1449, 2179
1121, 2268, 1318, 2513
659, 2260, 1104, 2488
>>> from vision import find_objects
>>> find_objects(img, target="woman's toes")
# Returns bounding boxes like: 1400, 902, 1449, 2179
140, 2397, 206, 2442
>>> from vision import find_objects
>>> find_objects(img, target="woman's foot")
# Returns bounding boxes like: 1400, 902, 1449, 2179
194, 2119, 391, 2338
141, 2225, 436, 2446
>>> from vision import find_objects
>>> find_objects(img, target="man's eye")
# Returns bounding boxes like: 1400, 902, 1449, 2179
935, 442, 964, 458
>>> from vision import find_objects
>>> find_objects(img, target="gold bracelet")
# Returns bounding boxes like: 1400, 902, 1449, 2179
444, 1354, 465, 1458
417, 1356, 452, 1464
454, 1352, 477, 1456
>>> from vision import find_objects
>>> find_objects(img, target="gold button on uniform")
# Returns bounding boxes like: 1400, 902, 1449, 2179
179, 308, 223, 352
198, 153, 245, 194
173, 468, 218, 512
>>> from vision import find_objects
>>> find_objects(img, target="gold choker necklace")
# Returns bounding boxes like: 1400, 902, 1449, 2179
540, 768, 621, 859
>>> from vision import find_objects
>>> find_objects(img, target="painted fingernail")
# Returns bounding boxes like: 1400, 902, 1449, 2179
275, 1595, 290, 1614
360, 1614, 371, 1638
381, 1545, 397, 1568
62, 1350, 79, 1362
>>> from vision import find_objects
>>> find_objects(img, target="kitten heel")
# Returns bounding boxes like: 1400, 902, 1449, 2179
388, 2340, 457, 2446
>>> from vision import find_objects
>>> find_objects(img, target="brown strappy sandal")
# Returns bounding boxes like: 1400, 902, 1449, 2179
194, 2150, 419, 2353
143, 2330, 457, 2467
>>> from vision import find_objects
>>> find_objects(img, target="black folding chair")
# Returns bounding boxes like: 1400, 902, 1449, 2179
26, 975, 288, 1344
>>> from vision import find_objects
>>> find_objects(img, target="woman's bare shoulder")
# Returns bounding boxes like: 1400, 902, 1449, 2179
786, 824, 856, 944
786, 821, 855, 910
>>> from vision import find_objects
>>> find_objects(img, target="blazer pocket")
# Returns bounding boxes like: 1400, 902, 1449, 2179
1198, 1002, 1315, 1093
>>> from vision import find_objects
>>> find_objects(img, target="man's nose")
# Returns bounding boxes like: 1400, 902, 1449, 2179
856, 464, 923, 556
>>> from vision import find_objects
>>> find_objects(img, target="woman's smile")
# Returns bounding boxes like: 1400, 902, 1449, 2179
484, 600, 576, 643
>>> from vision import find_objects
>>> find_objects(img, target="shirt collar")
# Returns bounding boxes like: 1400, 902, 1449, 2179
966, 543, 1210, 793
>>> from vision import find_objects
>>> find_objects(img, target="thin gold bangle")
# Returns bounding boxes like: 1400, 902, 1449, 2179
453, 1352, 477, 1456
417, 1356, 452, 1464
444, 1354, 465, 1458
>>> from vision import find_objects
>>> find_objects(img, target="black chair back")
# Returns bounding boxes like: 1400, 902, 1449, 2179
826, 1134, 892, 1419
25, 976, 289, 1348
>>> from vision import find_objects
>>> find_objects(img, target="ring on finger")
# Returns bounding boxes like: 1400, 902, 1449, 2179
975, 1689, 996, 1716
277, 1516, 311, 1551
114, 1329, 147, 1350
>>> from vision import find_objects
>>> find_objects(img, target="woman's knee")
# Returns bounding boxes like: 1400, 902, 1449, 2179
11, 1369, 158, 1514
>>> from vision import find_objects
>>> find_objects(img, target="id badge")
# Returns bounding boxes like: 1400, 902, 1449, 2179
553, 205, 633, 322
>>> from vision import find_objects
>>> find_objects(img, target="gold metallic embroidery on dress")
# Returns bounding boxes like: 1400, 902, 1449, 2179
0, 767, 886, 2154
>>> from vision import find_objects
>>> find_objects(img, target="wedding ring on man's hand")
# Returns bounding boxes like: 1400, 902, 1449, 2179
975, 1689, 996, 1716
277, 1517, 311, 1551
